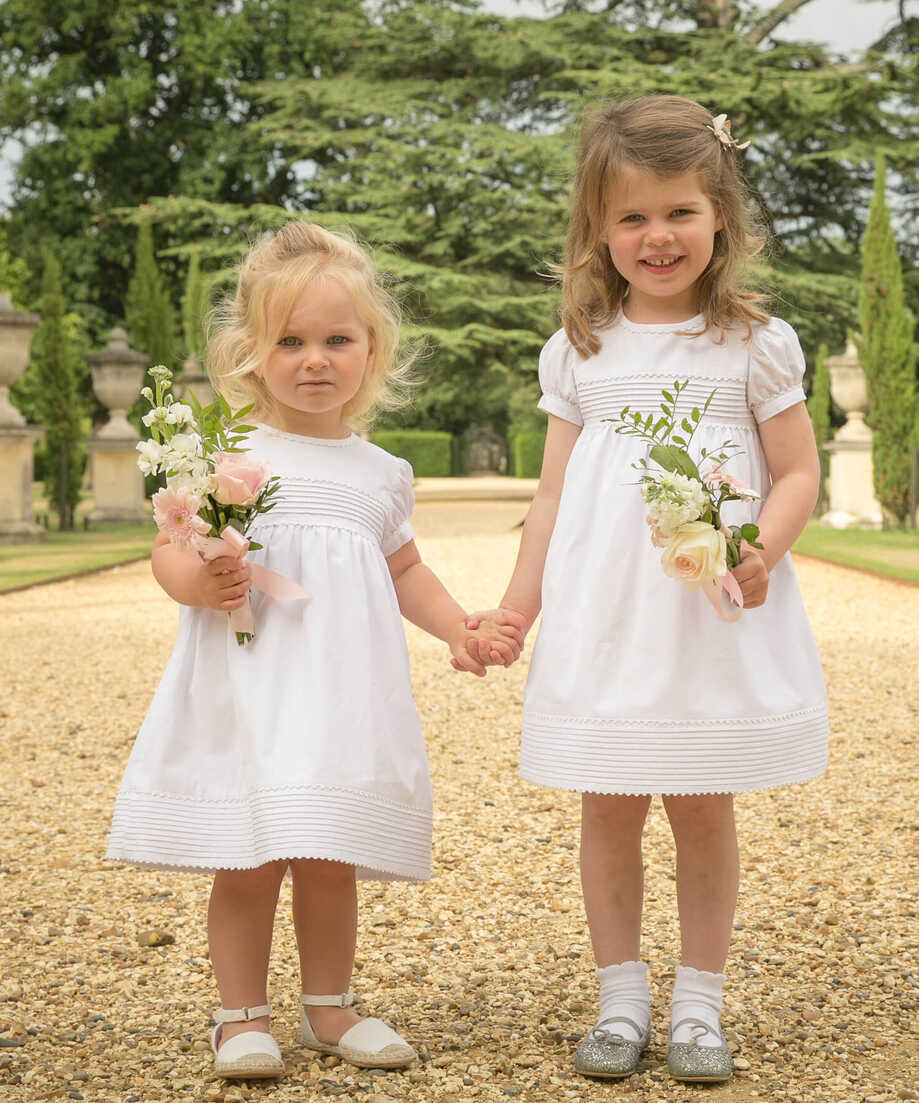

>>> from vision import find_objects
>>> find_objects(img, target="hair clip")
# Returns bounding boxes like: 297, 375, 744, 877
707, 113, 751, 151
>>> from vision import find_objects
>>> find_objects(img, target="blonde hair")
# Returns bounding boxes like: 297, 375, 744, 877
558, 95, 770, 356
207, 221, 413, 430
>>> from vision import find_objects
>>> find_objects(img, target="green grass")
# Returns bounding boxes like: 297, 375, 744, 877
793, 521, 919, 584
0, 524, 154, 592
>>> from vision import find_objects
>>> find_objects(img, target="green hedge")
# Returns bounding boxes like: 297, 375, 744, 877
371, 430, 453, 477
513, 431, 545, 478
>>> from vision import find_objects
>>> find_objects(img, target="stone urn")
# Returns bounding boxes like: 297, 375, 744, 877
89, 328, 149, 440
827, 340, 870, 443
0, 291, 40, 427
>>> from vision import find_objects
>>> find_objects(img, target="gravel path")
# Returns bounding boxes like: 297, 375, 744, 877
1, 501, 916, 1103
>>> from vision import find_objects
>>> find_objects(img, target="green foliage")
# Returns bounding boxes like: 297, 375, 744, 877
27, 249, 88, 530
371, 430, 454, 477
806, 343, 832, 514
181, 253, 210, 361
0, 224, 28, 304
856, 156, 918, 527
513, 432, 546, 478
125, 221, 177, 373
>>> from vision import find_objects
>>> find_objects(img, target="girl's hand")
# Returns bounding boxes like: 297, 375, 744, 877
456, 608, 528, 668
199, 555, 252, 612
731, 544, 769, 609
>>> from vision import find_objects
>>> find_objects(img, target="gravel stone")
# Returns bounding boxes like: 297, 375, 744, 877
0, 503, 917, 1102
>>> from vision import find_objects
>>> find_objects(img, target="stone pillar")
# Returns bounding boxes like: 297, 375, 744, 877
0, 291, 44, 542
175, 353, 215, 408
87, 328, 149, 523
823, 340, 883, 529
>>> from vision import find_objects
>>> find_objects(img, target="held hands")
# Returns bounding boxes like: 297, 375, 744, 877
450, 607, 529, 675
198, 553, 252, 612
731, 543, 769, 609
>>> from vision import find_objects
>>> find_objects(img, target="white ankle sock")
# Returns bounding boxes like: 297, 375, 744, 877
596, 960, 651, 1044
670, 965, 725, 1047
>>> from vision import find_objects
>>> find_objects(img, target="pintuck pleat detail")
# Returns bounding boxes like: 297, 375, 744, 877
521, 706, 829, 795
106, 786, 433, 881
253, 478, 387, 543
578, 376, 754, 426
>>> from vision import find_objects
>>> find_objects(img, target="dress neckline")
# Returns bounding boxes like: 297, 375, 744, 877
255, 423, 359, 447
615, 311, 706, 334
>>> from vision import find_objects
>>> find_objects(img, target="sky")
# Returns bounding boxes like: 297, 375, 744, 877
0, 1, 905, 208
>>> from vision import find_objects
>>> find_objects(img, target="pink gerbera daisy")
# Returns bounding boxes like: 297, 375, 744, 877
152, 486, 212, 552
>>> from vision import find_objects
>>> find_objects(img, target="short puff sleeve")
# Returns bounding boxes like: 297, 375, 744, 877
381, 456, 415, 557
747, 317, 807, 423
536, 329, 583, 426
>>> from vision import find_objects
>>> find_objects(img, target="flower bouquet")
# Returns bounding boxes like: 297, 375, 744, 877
136, 364, 302, 645
608, 380, 763, 620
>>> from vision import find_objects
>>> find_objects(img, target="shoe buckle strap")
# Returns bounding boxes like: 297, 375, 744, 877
671, 1016, 721, 1046
213, 1003, 271, 1024
300, 990, 354, 1008
592, 1015, 644, 1045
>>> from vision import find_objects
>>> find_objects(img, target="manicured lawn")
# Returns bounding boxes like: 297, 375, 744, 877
0, 524, 154, 592
793, 521, 919, 584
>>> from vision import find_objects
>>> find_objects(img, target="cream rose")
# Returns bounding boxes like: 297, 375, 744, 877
660, 521, 727, 589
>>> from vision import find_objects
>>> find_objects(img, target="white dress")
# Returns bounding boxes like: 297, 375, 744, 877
106, 427, 432, 881
522, 314, 829, 795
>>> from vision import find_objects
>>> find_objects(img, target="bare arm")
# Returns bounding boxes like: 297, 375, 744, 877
732, 402, 820, 607
466, 415, 581, 659
151, 529, 251, 611
387, 540, 523, 677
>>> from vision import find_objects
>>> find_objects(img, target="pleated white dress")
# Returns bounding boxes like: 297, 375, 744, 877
106, 427, 433, 880
521, 314, 829, 795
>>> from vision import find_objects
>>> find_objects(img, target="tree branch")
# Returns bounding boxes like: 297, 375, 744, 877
746, 0, 816, 46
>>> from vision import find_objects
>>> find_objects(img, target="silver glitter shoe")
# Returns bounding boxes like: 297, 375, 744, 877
574, 1015, 651, 1079
667, 1017, 733, 1082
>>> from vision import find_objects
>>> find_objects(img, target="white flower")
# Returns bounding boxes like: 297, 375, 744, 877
643, 472, 708, 537
141, 405, 170, 428
165, 402, 195, 427
135, 438, 164, 476
167, 471, 215, 499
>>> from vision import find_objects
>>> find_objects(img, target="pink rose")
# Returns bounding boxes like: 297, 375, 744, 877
152, 486, 212, 552
212, 453, 272, 507
704, 466, 759, 499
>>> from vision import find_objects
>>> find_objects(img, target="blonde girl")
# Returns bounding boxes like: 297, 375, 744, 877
107, 222, 522, 1080
466, 96, 828, 1082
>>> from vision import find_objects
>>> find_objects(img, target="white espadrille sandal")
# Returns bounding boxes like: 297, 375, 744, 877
298, 991, 416, 1069
210, 1003, 285, 1079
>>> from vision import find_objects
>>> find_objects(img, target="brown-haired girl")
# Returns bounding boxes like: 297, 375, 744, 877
107, 221, 523, 1081
466, 96, 828, 1082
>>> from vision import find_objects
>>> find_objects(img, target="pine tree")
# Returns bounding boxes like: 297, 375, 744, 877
806, 343, 832, 515
30, 248, 87, 530
856, 156, 918, 527
125, 220, 177, 375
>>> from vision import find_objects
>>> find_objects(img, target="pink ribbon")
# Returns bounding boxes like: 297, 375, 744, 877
201, 526, 311, 637
702, 570, 744, 623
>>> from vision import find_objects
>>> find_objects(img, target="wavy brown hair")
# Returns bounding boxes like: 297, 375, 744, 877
557, 95, 770, 356
208, 221, 414, 431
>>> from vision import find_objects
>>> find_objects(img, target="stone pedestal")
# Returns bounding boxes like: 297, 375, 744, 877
0, 426, 44, 541
0, 291, 43, 541
174, 354, 215, 408
823, 340, 883, 529
88, 438, 148, 523
87, 328, 149, 524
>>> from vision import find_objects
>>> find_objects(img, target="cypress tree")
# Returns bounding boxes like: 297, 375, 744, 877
182, 252, 209, 361
856, 156, 918, 527
806, 343, 832, 515
30, 248, 86, 530
125, 220, 177, 374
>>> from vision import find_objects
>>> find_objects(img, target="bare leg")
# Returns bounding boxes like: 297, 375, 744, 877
580, 794, 653, 966
208, 860, 288, 1046
291, 858, 362, 1043
662, 793, 739, 972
